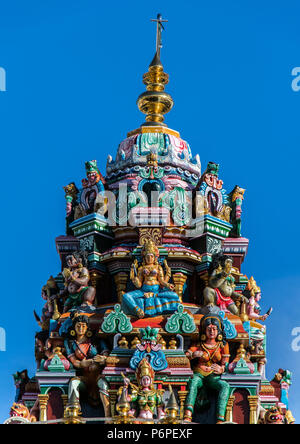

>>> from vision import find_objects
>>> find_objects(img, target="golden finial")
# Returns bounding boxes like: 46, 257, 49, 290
137, 14, 174, 127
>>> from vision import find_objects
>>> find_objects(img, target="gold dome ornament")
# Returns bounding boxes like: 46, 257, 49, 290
137, 14, 174, 127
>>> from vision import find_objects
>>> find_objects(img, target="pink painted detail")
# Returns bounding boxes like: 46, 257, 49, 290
215, 288, 233, 312
236, 205, 242, 218
137, 341, 162, 353
228, 360, 255, 374
108, 177, 142, 191
44, 357, 70, 371
118, 135, 138, 160
169, 134, 188, 154
101, 246, 132, 256
66, 202, 72, 216
204, 174, 223, 190
162, 176, 193, 191
166, 246, 202, 257
164, 368, 194, 376
102, 367, 134, 376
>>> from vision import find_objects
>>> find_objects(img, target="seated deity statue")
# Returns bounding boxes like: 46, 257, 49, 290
65, 315, 110, 417
203, 254, 247, 316
184, 313, 230, 423
121, 240, 180, 319
61, 253, 96, 313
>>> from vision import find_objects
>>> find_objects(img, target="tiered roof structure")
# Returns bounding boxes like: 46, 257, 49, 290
5, 14, 294, 425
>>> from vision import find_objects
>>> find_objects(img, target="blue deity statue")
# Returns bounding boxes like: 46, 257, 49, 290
121, 241, 180, 318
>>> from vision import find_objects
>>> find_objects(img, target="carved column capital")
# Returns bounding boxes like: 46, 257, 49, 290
38, 394, 49, 422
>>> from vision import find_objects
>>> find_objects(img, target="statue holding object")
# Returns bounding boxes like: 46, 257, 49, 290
203, 254, 247, 316
119, 358, 165, 423
121, 240, 180, 318
65, 315, 110, 416
245, 277, 272, 321
184, 313, 230, 423
61, 253, 96, 313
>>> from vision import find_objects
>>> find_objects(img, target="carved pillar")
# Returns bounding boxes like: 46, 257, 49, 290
240, 301, 249, 322
38, 394, 49, 422
109, 389, 118, 417
178, 390, 188, 419
61, 394, 68, 416
248, 395, 259, 424
90, 271, 103, 306
173, 273, 187, 303
225, 395, 235, 422
114, 272, 128, 304
235, 300, 242, 316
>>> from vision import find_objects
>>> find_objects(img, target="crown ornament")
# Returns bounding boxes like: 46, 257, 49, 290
136, 358, 155, 384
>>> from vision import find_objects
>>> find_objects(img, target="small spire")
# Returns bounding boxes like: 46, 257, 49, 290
149, 13, 168, 66
166, 385, 179, 412
137, 14, 174, 127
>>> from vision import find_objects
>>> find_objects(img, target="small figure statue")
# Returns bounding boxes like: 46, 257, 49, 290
119, 358, 165, 423
8, 403, 36, 423
82, 160, 105, 189
61, 253, 96, 313
203, 254, 247, 316
34, 331, 48, 369
64, 315, 110, 417
245, 277, 272, 321
259, 406, 285, 424
64, 182, 80, 234
184, 313, 230, 423
34, 276, 60, 331
249, 327, 267, 376
121, 240, 180, 318
229, 186, 245, 238
12, 370, 29, 403
271, 369, 292, 410
79, 160, 106, 215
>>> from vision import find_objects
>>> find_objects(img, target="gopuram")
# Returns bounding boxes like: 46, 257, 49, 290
5, 15, 295, 425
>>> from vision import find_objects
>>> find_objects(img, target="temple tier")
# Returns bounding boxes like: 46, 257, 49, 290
6, 14, 294, 425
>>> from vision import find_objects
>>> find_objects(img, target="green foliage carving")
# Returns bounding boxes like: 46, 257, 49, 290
101, 304, 133, 334
165, 304, 196, 334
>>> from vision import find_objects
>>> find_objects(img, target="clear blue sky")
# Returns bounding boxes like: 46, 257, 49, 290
0, 0, 299, 422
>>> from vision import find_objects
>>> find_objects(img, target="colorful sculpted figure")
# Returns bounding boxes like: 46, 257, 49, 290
34, 276, 60, 331
260, 406, 285, 424
120, 358, 165, 423
61, 253, 96, 312
203, 254, 247, 316
272, 369, 292, 410
249, 327, 266, 375
245, 277, 272, 321
8, 403, 36, 423
65, 315, 110, 416
12, 370, 29, 403
34, 331, 48, 369
184, 314, 230, 423
121, 241, 180, 318
82, 160, 105, 189
229, 186, 245, 237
